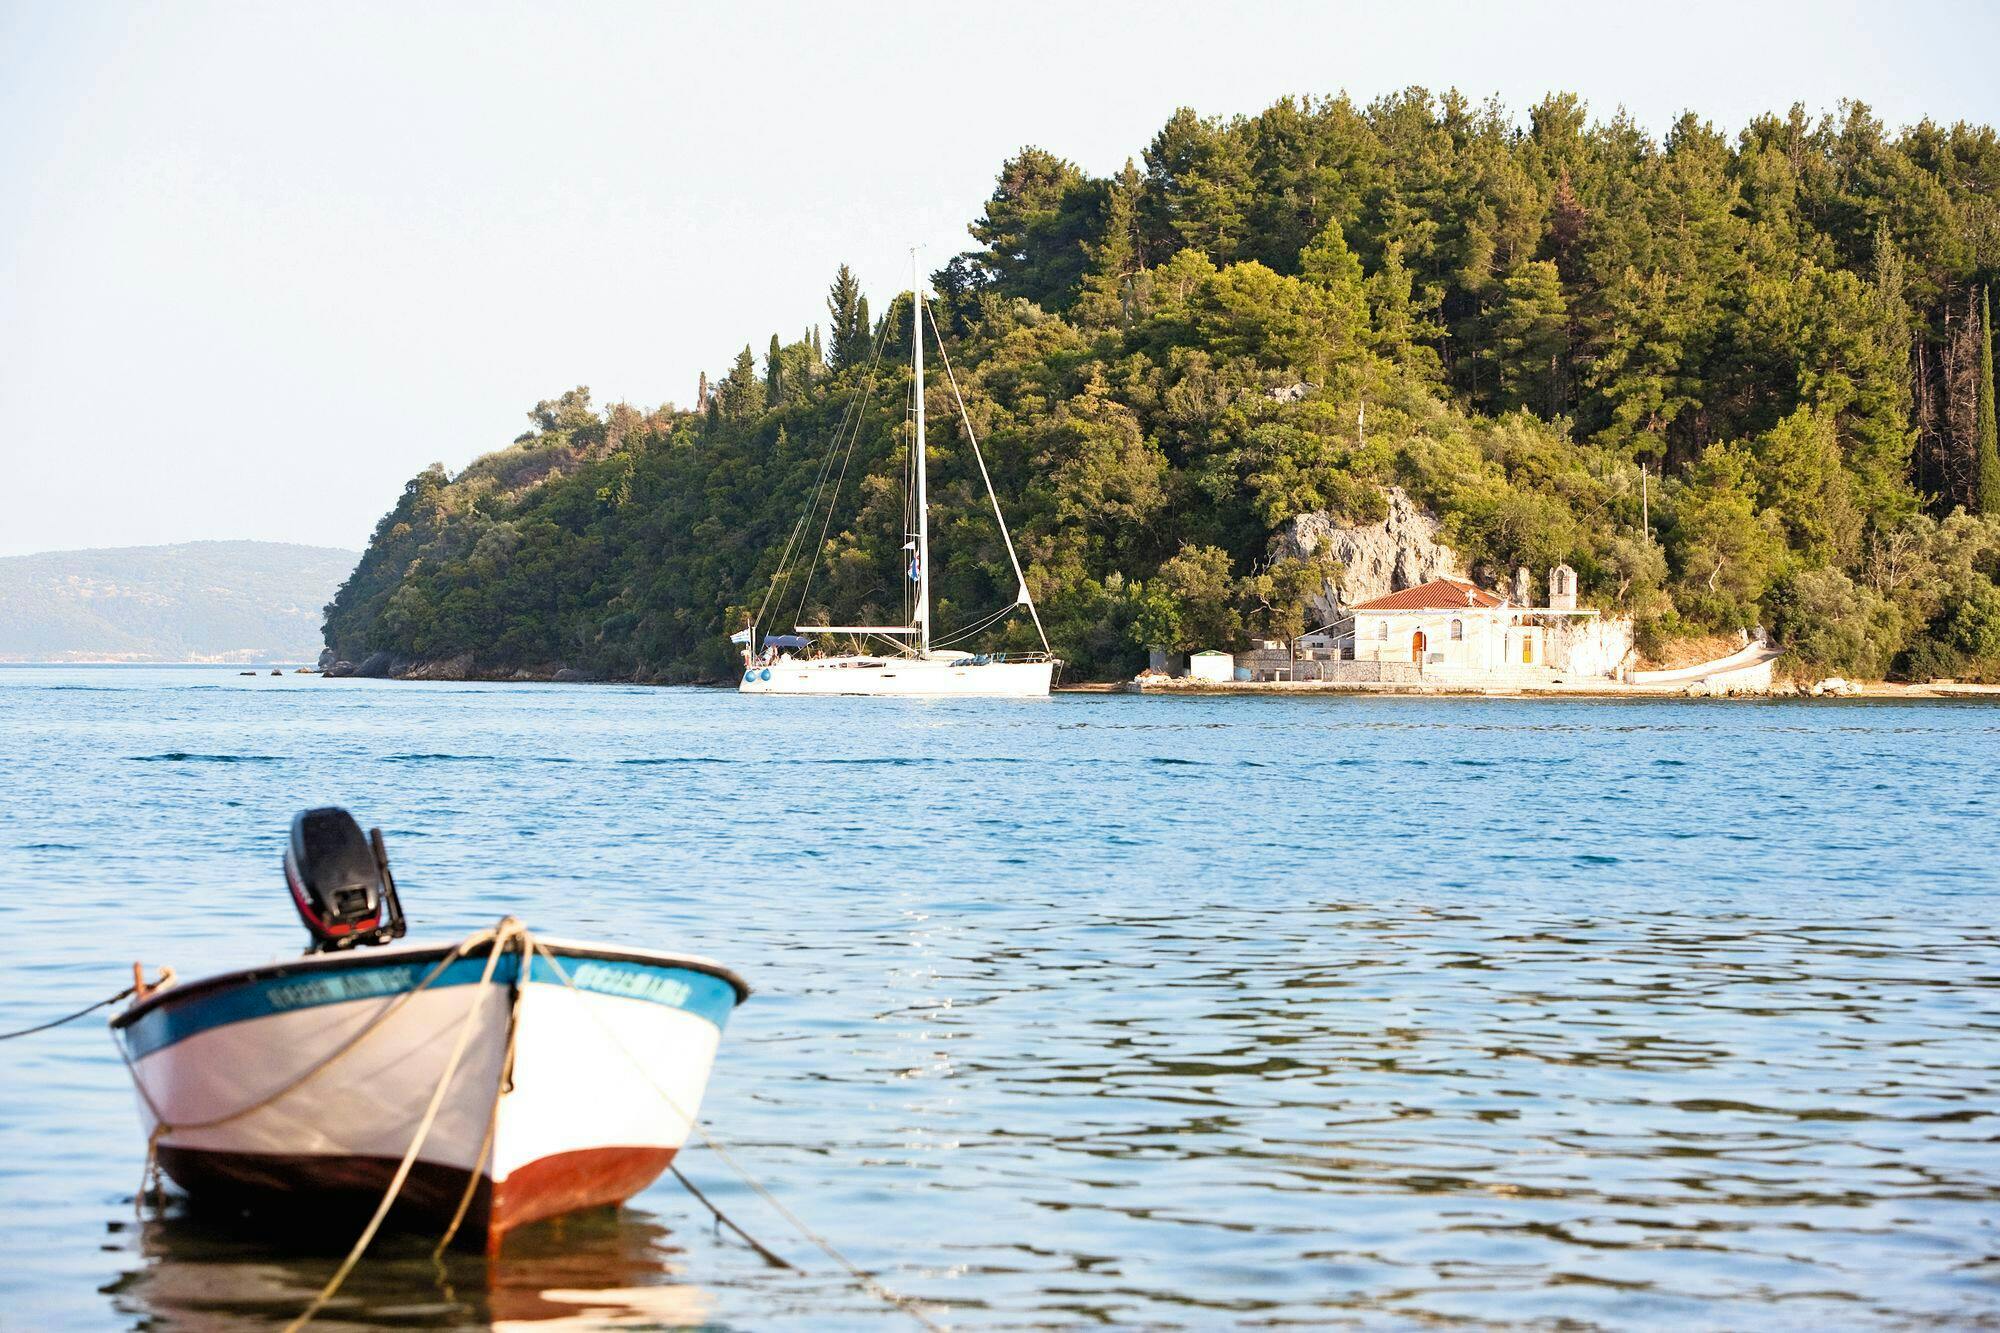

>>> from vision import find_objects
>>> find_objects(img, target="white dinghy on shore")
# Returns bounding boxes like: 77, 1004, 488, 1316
111, 808, 747, 1251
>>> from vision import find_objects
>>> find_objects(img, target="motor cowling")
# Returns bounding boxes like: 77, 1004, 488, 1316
284, 807, 406, 953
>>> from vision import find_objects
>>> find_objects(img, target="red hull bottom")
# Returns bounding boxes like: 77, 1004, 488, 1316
156, 1145, 677, 1249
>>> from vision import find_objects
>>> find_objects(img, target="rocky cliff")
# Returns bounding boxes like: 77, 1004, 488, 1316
1277, 488, 1468, 619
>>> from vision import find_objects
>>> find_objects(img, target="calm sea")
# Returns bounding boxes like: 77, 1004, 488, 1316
1, 666, 1997, 1330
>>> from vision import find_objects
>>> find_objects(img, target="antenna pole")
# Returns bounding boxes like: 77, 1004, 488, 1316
912, 250, 931, 657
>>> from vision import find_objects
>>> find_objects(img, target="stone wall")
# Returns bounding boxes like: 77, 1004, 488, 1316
1543, 615, 1635, 678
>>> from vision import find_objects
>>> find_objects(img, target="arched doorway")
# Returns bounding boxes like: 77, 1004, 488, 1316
1411, 629, 1427, 663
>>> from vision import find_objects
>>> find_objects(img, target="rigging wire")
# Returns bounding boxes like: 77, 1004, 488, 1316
903, 340, 918, 637
754, 390, 863, 635
930, 602, 1016, 649
669, 1163, 794, 1270
754, 315, 898, 639
921, 297, 1052, 655
793, 317, 896, 632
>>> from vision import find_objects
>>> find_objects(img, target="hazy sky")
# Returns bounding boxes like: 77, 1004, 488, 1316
4, 0, 1998, 557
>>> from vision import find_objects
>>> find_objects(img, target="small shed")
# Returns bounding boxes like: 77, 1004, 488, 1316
1187, 650, 1235, 683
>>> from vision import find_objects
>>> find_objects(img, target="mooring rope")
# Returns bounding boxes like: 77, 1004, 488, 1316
0, 965, 173, 1041
526, 938, 946, 1332
281, 918, 527, 1332
432, 927, 529, 1261
668, 1162, 794, 1269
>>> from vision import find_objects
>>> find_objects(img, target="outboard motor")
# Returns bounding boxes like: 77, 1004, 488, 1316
284, 807, 407, 954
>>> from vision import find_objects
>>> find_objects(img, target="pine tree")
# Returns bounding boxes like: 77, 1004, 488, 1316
967, 147, 1093, 308
1140, 107, 1253, 263
1365, 240, 1443, 383
1979, 287, 2000, 515
1490, 260, 1570, 417
1074, 160, 1144, 329
1301, 218, 1367, 333
1300, 218, 1364, 292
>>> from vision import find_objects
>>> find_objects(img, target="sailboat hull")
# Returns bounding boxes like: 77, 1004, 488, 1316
739, 656, 1053, 697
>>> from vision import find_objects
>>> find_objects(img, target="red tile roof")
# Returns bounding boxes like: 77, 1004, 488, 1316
1350, 578, 1507, 612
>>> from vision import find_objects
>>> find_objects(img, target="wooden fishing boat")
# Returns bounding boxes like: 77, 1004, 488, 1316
111, 808, 747, 1248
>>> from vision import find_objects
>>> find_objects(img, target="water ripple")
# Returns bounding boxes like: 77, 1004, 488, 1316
0, 668, 1995, 1330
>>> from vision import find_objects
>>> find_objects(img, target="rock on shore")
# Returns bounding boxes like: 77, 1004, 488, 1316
399, 654, 476, 681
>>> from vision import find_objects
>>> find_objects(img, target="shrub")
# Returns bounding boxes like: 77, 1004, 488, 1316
1766, 567, 1904, 679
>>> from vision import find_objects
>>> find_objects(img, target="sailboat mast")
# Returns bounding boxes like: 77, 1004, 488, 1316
911, 254, 931, 656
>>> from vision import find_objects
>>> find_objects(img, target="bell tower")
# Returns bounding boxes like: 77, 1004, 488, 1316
1548, 564, 1577, 611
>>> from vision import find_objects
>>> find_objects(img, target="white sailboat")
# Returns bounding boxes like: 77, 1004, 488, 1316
736, 260, 1056, 698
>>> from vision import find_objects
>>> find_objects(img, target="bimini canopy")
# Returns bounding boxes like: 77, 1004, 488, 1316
763, 634, 810, 650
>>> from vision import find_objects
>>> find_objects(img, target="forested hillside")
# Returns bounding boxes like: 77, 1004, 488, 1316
325, 92, 2000, 683
2, 541, 357, 663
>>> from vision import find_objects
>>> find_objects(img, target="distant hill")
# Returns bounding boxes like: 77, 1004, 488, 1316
0, 541, 359, 663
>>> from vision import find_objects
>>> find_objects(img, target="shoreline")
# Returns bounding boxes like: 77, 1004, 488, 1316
1069, 678, 2000, 701
294, 658, 2000, 701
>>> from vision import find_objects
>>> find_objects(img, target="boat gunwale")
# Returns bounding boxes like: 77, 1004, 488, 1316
109, 934, 750, 1031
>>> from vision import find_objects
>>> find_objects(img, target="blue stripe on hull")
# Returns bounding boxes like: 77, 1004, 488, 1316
119, 952, 738, 1060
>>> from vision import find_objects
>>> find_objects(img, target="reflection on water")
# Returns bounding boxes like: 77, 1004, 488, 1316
105, 1202, 708, 1330
2, 670, 1998, 1327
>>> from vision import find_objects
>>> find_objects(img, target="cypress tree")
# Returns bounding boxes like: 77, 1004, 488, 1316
1979, 287, 2000, 514
765, 333, 783, 407
827, 265, 867, 371
718, 345, 759, 419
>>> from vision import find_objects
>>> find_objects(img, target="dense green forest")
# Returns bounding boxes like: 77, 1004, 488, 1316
326, 91, 2000, 683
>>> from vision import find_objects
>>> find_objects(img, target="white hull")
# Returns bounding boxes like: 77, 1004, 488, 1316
739, 654, 1053, 697
113, 936, 745, 1241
